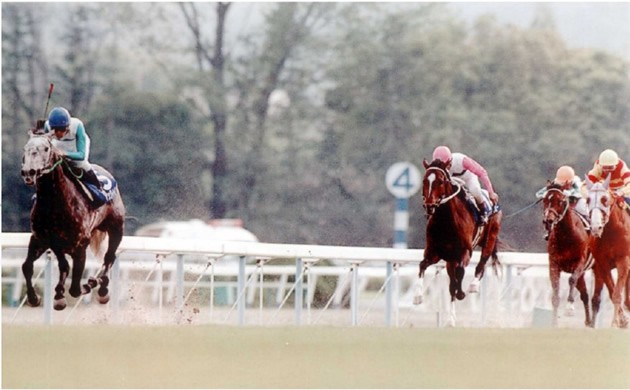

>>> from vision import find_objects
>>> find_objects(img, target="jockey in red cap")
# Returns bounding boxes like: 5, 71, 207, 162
432, 145, 499, 224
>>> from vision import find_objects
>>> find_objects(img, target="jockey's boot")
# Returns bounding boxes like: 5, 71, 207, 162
83, 169, 102, 191
478, 203, 489, 225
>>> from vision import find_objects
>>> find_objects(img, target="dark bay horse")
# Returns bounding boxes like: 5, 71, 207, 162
414, 159, 502, 326
542, 183, 593, 326
20, 132, 125, 310
586, 176, 630, 328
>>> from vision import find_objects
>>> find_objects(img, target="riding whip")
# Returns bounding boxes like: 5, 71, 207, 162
43, 83, 54, 118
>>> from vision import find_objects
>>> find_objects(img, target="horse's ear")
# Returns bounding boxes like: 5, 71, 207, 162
423, 159, 429, 169
585, 175, 593, 190
546, 179, 552, 186
603, 173, 611, 189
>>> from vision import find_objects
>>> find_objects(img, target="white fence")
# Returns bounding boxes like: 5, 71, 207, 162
1, 232, 605, 327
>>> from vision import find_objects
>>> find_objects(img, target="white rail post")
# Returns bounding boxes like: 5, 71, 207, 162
156, 254, 165, 324
111, 256, 121, 324
44, 250, 53, 325
295, 258, 303, 325
176, 254, 184, 310
350, 261, 361, 326
238, 256, 246, 326
504, 264, 513, 324
385, 261, 393, 327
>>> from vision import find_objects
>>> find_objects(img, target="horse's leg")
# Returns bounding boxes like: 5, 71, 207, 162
446, 262, 458, 326
21, 237, 48, 307
51, 248, 70, 311
549, 261, 561, 327
565, 270, 577, 318
413, 253, 440, 305
626, 275, 630, 312
611, 260, 629, 329
68, 248, 89, 298
93, 224, 123, 304
591, 265, 605, 328
575, 275, 591, 327
470, 220, 500, 293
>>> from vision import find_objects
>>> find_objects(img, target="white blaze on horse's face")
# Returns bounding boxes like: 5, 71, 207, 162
21, 135, 53, 186
587, 182, 611, 238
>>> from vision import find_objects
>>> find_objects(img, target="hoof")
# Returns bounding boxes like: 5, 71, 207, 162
54, 299, 67, 311
468, 280, 480, 294
27, 295, 41, 307
97, 289, 110, 304
413, 295, 424, 305
565, 304, 576, 317
456, 291, 466, 300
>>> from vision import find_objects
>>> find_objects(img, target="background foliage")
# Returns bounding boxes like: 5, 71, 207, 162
3, 3, 629, 252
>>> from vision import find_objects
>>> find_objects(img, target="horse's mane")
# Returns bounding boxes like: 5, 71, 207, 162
545, 182, 563, 191
427, 159, 449, 170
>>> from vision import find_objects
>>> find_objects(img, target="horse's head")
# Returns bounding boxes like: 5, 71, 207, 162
422, 159, 455, 216
542, 182, 569, 227
585, 175, 612, 237
21, 132, 56, 186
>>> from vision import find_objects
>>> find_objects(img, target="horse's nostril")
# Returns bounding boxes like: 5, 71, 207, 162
29, 169, 36, 176
21, 170, 26, 176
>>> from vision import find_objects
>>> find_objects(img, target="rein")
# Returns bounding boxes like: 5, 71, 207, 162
544, 188, 570, 229
424, 166, 462, 210
41, 157, 63, 175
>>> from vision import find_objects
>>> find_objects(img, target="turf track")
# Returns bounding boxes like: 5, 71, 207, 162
3, 325, 629, 388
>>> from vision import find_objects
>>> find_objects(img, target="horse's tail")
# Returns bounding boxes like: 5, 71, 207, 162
90, 230, 109, 260
491, 236, 508, 278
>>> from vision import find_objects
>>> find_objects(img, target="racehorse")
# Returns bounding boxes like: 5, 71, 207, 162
20, 131, 125, 310
542, 183, 593, 326
586, 176, 630, 328
414, 159, 502, 326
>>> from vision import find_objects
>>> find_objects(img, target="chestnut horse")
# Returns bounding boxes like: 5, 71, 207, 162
542, 183, 593, 326
586, 176, 630, 328
20, 132, 125, 310
414, 159, 502, 326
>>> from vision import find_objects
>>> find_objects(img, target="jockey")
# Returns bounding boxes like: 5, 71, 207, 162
581, 149, 630, 206
536, 165, 590, 240
41, 107, 102, 190
432, 145, 499, 224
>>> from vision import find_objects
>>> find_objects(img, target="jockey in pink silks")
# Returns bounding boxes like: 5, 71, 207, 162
432, 145, 499, 224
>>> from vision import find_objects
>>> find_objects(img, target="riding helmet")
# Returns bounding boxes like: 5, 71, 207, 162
48, 107, 71, 129
599, 149, 619, 167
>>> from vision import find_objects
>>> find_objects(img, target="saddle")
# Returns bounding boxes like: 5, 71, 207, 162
454, 179, 500, 225
71, 167, 118, 208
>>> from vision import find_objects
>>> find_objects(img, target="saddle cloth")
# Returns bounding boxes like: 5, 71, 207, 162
79, 167, 117, 207
461, 186, 500, 224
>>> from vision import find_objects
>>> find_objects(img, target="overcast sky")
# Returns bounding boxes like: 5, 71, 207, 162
448, 2, 630, 58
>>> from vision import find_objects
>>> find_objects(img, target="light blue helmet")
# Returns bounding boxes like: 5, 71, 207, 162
48, 107, 71, 129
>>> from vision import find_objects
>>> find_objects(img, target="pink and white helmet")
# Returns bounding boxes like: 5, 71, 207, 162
554, 165, 575, 185
432, 146, 452, 163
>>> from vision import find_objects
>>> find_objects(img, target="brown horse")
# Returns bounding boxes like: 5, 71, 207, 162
542, 183, 593, 326
586, 176, 630, 328
20, 132, 125, 310
414, 159, 502, 326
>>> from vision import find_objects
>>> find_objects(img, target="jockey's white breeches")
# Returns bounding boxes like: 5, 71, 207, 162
455, 171, 485, 204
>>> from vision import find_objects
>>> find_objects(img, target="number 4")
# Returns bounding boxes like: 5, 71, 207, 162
393, 168, 413, 191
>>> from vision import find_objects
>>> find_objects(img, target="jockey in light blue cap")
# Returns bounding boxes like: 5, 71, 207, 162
44, 107, 102, 190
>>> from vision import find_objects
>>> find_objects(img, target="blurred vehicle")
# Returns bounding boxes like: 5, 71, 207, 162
134, 219, 258, 242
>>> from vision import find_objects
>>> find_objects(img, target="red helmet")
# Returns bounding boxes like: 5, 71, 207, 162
432, 146, 452, 163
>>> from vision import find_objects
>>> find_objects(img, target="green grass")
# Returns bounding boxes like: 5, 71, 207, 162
3, 325, 629, 389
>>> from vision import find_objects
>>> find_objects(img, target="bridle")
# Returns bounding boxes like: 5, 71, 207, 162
22, 135, 62, 182
543, 188, 570, 229
423, 166, 462, 216
588, 185, 612, 231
